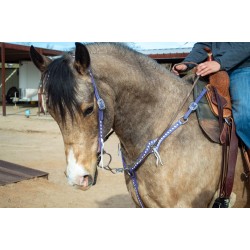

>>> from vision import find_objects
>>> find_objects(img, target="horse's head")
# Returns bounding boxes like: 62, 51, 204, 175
30, 43, 114, 190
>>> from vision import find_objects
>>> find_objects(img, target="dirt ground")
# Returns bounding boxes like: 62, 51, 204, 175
0, 104, 135, 208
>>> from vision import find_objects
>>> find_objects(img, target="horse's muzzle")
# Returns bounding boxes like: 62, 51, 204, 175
64, 170, 98, 190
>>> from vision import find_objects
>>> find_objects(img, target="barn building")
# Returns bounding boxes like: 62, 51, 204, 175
1, 43, 191, 116
0, 42, 63, 116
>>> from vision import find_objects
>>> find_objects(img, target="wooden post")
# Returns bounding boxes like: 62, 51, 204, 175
37, 48, 44, 115
1, 43, 6, 116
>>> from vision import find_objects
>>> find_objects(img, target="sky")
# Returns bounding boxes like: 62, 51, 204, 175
12, 42, 195, 51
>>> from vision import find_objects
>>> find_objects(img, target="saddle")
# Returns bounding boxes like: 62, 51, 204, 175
193, 72, 232, 143
175, 48, 245, 207
190, 69, 239, 207
207, 71, 232, 118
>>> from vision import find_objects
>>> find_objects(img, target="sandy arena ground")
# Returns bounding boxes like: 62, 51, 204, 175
0, 104, 135, 208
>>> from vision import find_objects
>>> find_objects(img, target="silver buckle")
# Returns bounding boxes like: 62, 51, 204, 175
179, 116, 188, 125
97, 98, 106, 110
189, 102, 198, 111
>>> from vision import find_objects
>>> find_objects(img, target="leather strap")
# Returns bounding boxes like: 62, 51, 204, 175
225, 120, 238, 197
214, 88, 239, 199
203, 48, 238, 200
240, 145, 250, 181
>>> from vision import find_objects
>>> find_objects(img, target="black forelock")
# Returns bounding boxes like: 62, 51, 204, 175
43, 55, 81, 123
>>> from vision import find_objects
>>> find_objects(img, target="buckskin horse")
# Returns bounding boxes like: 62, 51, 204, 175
30, 42, 250, 208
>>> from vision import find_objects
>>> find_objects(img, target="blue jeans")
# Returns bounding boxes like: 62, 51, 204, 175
229, 67, 250, 149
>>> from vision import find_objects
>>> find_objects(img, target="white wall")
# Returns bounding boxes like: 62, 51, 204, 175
19, 61, 41, 101
0, 68, 19, 102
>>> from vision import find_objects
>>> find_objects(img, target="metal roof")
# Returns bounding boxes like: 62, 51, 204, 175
140, 47, 192, 60
1, 43, 192, 63
0, 42, 63, 63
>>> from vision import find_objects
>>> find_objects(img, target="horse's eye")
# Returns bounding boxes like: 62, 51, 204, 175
83, 106, 94, 117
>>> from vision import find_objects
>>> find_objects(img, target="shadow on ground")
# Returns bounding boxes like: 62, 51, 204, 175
96, 194, 135, 208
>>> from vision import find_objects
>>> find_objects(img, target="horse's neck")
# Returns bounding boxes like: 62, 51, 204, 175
114, 76, 190, 161
118, 82, 189, 154
92, 50, 191, 160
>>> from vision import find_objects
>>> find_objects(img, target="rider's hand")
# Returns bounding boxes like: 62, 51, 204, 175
196, 61, 221, 76
172, 64, 188, 75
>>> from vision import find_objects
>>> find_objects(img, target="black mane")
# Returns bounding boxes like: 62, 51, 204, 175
42, 43, 165, 124
43, 54, 81, 123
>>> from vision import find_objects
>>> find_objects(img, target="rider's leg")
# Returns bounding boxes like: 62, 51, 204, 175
229, 67, 250, 154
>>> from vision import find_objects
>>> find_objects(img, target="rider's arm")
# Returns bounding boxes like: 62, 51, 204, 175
214, 43, 250, 71
183, 42, 212, 69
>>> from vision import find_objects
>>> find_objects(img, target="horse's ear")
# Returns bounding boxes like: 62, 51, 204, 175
74, 42, 90, 75
29, 46, 51, 72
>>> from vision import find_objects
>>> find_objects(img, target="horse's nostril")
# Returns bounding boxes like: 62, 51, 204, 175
86, 175, 93, 186
79, 175, 93, 188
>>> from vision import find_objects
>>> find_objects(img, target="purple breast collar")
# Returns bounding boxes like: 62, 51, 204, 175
121, 87, 208, 208
88, 68, 207, 208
